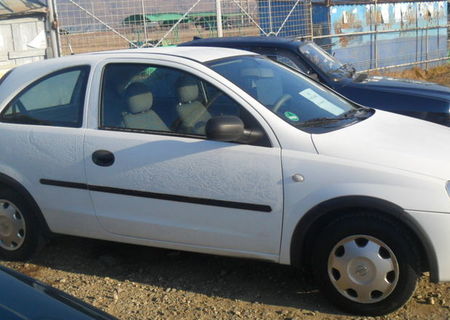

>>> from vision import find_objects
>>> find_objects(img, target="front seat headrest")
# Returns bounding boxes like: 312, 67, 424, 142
125, 82, 153, 114
177, 77, 199, 104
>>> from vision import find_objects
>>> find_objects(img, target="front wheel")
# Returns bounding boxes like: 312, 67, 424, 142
313, 214, 420, 316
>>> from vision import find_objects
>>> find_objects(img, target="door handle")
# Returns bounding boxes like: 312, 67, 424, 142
92, 150, 115, 167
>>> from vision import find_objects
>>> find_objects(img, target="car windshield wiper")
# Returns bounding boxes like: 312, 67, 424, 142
297, 108, 367, 128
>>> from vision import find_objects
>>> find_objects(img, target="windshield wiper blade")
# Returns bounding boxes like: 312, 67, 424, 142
297, 117, 344, 127
297, 109, 363, 127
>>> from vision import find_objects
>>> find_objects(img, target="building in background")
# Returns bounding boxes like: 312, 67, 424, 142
0, 0, 49, 76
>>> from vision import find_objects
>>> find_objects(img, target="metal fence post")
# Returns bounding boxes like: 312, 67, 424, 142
216, 0, 223, 37
141, 0, 148, 45
374, 0, 378, 70
47, 0, 61, 58
307, 0, 313, 40
425, 28, 429, 69
268, 0, 273, 34
415, 4, 419, 62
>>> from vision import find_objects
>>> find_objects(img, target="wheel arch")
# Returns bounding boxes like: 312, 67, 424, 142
0, 172, 51, 236
290, 196, 439, 282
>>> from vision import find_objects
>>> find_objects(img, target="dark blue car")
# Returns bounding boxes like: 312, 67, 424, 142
0, 265, 116, 320
180, 37, 450, 127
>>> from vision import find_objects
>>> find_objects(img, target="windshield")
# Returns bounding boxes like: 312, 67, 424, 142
207, 56, 367, 130
298, 42, 353, 79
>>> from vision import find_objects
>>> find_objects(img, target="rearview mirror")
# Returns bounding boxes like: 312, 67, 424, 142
205, 116, 244, 142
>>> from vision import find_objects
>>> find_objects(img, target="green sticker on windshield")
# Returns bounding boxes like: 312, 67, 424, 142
284, 111, 299, 122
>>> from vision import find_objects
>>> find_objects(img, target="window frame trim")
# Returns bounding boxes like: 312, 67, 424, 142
0, 65, 91, 128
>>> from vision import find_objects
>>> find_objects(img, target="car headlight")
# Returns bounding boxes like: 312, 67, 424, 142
447, 181, 450, 198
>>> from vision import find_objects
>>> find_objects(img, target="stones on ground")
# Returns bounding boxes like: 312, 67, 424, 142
0, 248, 449, 320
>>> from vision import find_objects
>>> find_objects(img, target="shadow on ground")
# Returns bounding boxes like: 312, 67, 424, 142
19, 235, 345, 316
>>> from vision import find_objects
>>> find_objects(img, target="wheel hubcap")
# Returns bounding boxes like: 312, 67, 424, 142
328, 235, 399, 304
0, 200, 26, 251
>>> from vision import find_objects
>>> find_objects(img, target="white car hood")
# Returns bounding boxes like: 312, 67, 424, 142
312, 110, 450, 180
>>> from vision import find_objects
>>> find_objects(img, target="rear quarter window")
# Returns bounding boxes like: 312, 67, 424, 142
0, 66, 90, 128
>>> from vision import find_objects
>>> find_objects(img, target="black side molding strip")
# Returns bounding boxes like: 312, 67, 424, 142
40, 179, 272, 213
40, 179, 88, 190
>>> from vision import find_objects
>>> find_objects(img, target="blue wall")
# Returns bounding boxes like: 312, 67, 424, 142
313, 1, 448, 70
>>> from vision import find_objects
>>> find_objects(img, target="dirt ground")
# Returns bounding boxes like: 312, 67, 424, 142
372, 63, 450, 87
1, 64, 450, 319
0, 235, 449, 320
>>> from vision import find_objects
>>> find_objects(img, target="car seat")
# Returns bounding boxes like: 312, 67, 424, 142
122, 82, 169, 131
175, 77, 211, 135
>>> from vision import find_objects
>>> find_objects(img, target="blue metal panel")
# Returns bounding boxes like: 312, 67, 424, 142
312, 5, 332, 49
312, 0, 448, 70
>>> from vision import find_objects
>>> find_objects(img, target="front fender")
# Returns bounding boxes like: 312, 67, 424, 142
285, 195, 438, 282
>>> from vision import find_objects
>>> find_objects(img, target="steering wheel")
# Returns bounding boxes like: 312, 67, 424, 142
272, 94, 292, 113
205, 91, 223, 110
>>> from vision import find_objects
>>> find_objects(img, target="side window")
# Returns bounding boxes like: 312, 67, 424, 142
101, 63, 270, 147
0, 66, 90, 128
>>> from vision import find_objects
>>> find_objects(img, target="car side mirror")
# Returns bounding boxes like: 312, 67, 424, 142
205, 116, 245, 142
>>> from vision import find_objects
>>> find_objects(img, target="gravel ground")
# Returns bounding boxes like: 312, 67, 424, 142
1, 235, 449, 320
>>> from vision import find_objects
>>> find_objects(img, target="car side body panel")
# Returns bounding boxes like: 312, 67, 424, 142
407, 210, 450, 281
278, 148, 447, 269
0, 124, 99, 237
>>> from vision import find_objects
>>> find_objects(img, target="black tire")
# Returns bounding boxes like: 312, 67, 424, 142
312, 213, 420, 316
0, 188, 44, 260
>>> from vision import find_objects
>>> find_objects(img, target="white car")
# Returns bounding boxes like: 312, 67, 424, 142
0, 47, 449, 316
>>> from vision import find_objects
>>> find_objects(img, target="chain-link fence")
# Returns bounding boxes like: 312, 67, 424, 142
53, 0, 312, 55
51, 0, 448, 72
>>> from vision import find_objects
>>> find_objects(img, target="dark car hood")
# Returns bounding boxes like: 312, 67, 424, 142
333, 75, 450, 127
349, 75, 450, 101
0, 266, 117, 320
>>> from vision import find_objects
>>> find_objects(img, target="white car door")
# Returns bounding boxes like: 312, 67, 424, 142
83, 61, 283, 257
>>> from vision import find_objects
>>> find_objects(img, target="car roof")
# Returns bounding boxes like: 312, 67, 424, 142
180, 36, 304, 50
8, 46, 257, 77
103, 46, 257, 62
